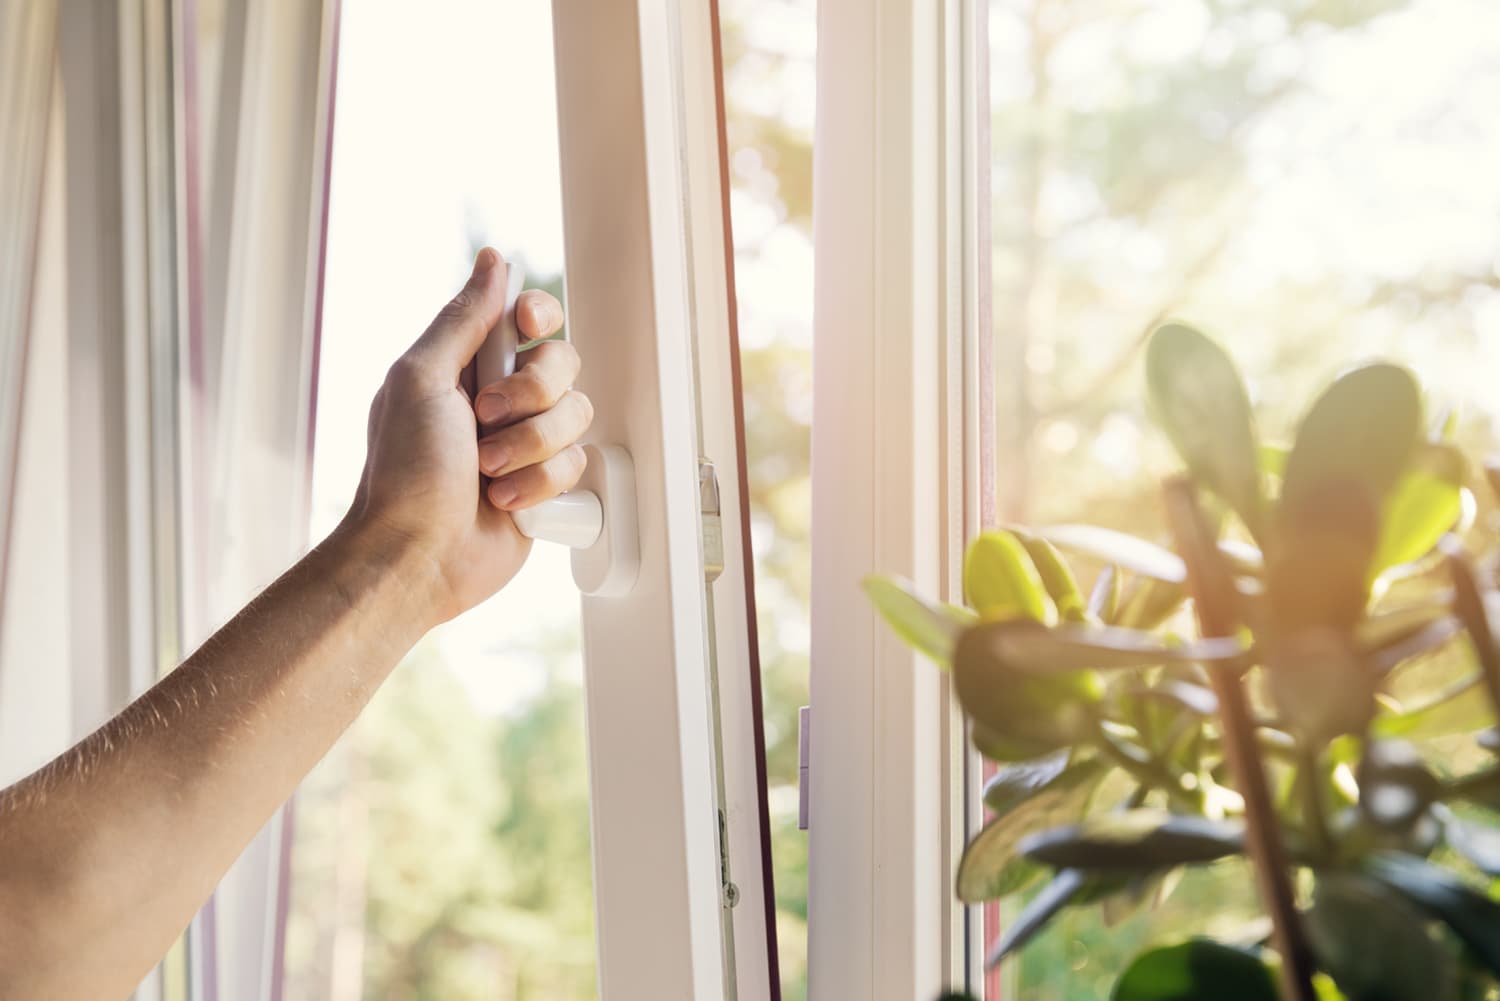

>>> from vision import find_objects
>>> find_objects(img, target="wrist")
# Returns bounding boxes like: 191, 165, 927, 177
323, 514, 453, 640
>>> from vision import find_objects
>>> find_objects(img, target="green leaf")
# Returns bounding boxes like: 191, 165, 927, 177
1314, 975, 1351, 1001
1146, 324, 1265, 541
954, 621, 1105, 755
1127, 680, 1219, 717
1373, 443, 1468, 577
1039, 524, 1186, 583
1265, 631, 1377, 741
1282, 363, 1423, 518
986, 868, 1089, 966
1440, 807, 1500, 877
1356, 599, 1456, 656
954, 621, 1242, 757
1089, 565, 1122, 621
956, 755, 1106, 902
971, 721, 1065, 763
1306, 872, 1456, 1001
981, 749, 1071, 812
863, 575, 974, 666
1357, 741, 1440, 832
1364, 851, 1500, 976
1272, 364, 1422, 631
1373, 675, 1492, 740
1019, 808, 1244, 871
1259, 443, 1289, 479
1013, 530, 1087, 623
1112, 940, 1277, 1001
964, 531, 1049, 622
1101, 869, 1182, 928
1113, 576, 1189, 630
958, 620, 1242, 677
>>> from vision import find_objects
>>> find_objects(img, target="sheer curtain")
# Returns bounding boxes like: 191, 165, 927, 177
0, 3, 340, 999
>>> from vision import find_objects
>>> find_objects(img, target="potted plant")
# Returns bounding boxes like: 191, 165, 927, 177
869, 324, 1500, 1000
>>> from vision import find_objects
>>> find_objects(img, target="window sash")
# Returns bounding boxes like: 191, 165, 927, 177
808, 0, 990, 996
552, 0, 778, 996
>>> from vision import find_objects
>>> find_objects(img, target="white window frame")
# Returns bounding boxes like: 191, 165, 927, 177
808, 0, 991, 997
551, 1, 779, 999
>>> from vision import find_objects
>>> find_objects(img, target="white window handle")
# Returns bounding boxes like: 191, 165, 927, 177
475, 263, 639, 597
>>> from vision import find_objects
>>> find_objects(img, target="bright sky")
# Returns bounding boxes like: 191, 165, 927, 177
311, 0, 580, 715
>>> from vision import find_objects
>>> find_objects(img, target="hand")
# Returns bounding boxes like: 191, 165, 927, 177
344, 247, 593, 623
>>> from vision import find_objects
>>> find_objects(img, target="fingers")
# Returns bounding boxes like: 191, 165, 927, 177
477, 389, 594, 479
517, 289, 564, 341
402, 248, 508, 383
487, 444, 588, 511
474, 339, 581, 427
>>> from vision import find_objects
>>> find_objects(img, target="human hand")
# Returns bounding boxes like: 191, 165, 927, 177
344, 247, 592, 623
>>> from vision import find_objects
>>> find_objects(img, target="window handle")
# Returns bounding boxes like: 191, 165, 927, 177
476, 262, 639, 597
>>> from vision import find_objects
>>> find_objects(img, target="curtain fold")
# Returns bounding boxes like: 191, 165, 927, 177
176, 2, 341, 999
0, 2, 339, 998
0, 0, 59, 711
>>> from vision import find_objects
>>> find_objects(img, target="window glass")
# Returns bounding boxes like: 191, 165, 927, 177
719, 1, 816, 998
988, 1, 1500, 996
283, 4, 594, 998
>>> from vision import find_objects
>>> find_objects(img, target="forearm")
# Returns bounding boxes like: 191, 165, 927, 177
0, 518, 440, 999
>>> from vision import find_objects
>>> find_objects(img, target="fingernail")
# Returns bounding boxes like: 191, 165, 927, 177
473, 247, 497, 274
476, 392, 511, 425
489, 477, 518, 509
478, 441, 509, 474
532, 299, 557, 330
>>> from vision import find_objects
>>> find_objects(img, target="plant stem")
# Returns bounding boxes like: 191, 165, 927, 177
1092, 726, 1200, 811
1164, 477, 1318, 1001
1448, 552, 1500, 727
1297, 746, 1332, 860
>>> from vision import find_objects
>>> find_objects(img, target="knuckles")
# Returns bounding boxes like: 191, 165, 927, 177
536, 444, 588, 495
437, 286, 479, 322
383, 355, 430, 395
573, 390, 595, 427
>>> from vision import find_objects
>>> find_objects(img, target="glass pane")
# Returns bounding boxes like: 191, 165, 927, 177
719, 2, 816, 999
988, 0, 1500, 997
283, 4, 594, 999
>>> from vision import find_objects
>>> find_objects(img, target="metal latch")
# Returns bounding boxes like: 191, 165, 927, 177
798, 706, 810, 830
700, 458, 724, 583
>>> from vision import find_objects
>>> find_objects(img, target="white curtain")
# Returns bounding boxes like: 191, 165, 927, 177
0, 2, 340, 999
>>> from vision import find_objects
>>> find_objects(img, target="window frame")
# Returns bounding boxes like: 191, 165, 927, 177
808, 0, 992, 996
551, 0, 779, 997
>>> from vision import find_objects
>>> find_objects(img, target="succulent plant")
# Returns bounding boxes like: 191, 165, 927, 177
870, 323, 1500, 1001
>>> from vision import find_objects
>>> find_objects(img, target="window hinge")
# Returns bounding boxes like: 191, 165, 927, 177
699, 457, 724, 583
798, 705, 810, 831
717, 806, 740, 908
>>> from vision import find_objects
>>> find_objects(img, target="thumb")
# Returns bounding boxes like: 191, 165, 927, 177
407, 248, 508, 378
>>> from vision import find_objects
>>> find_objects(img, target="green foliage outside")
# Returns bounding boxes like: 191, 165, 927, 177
284, 640, 596, 1001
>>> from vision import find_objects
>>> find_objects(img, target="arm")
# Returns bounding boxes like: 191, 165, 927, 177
0, 248, 592, 999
